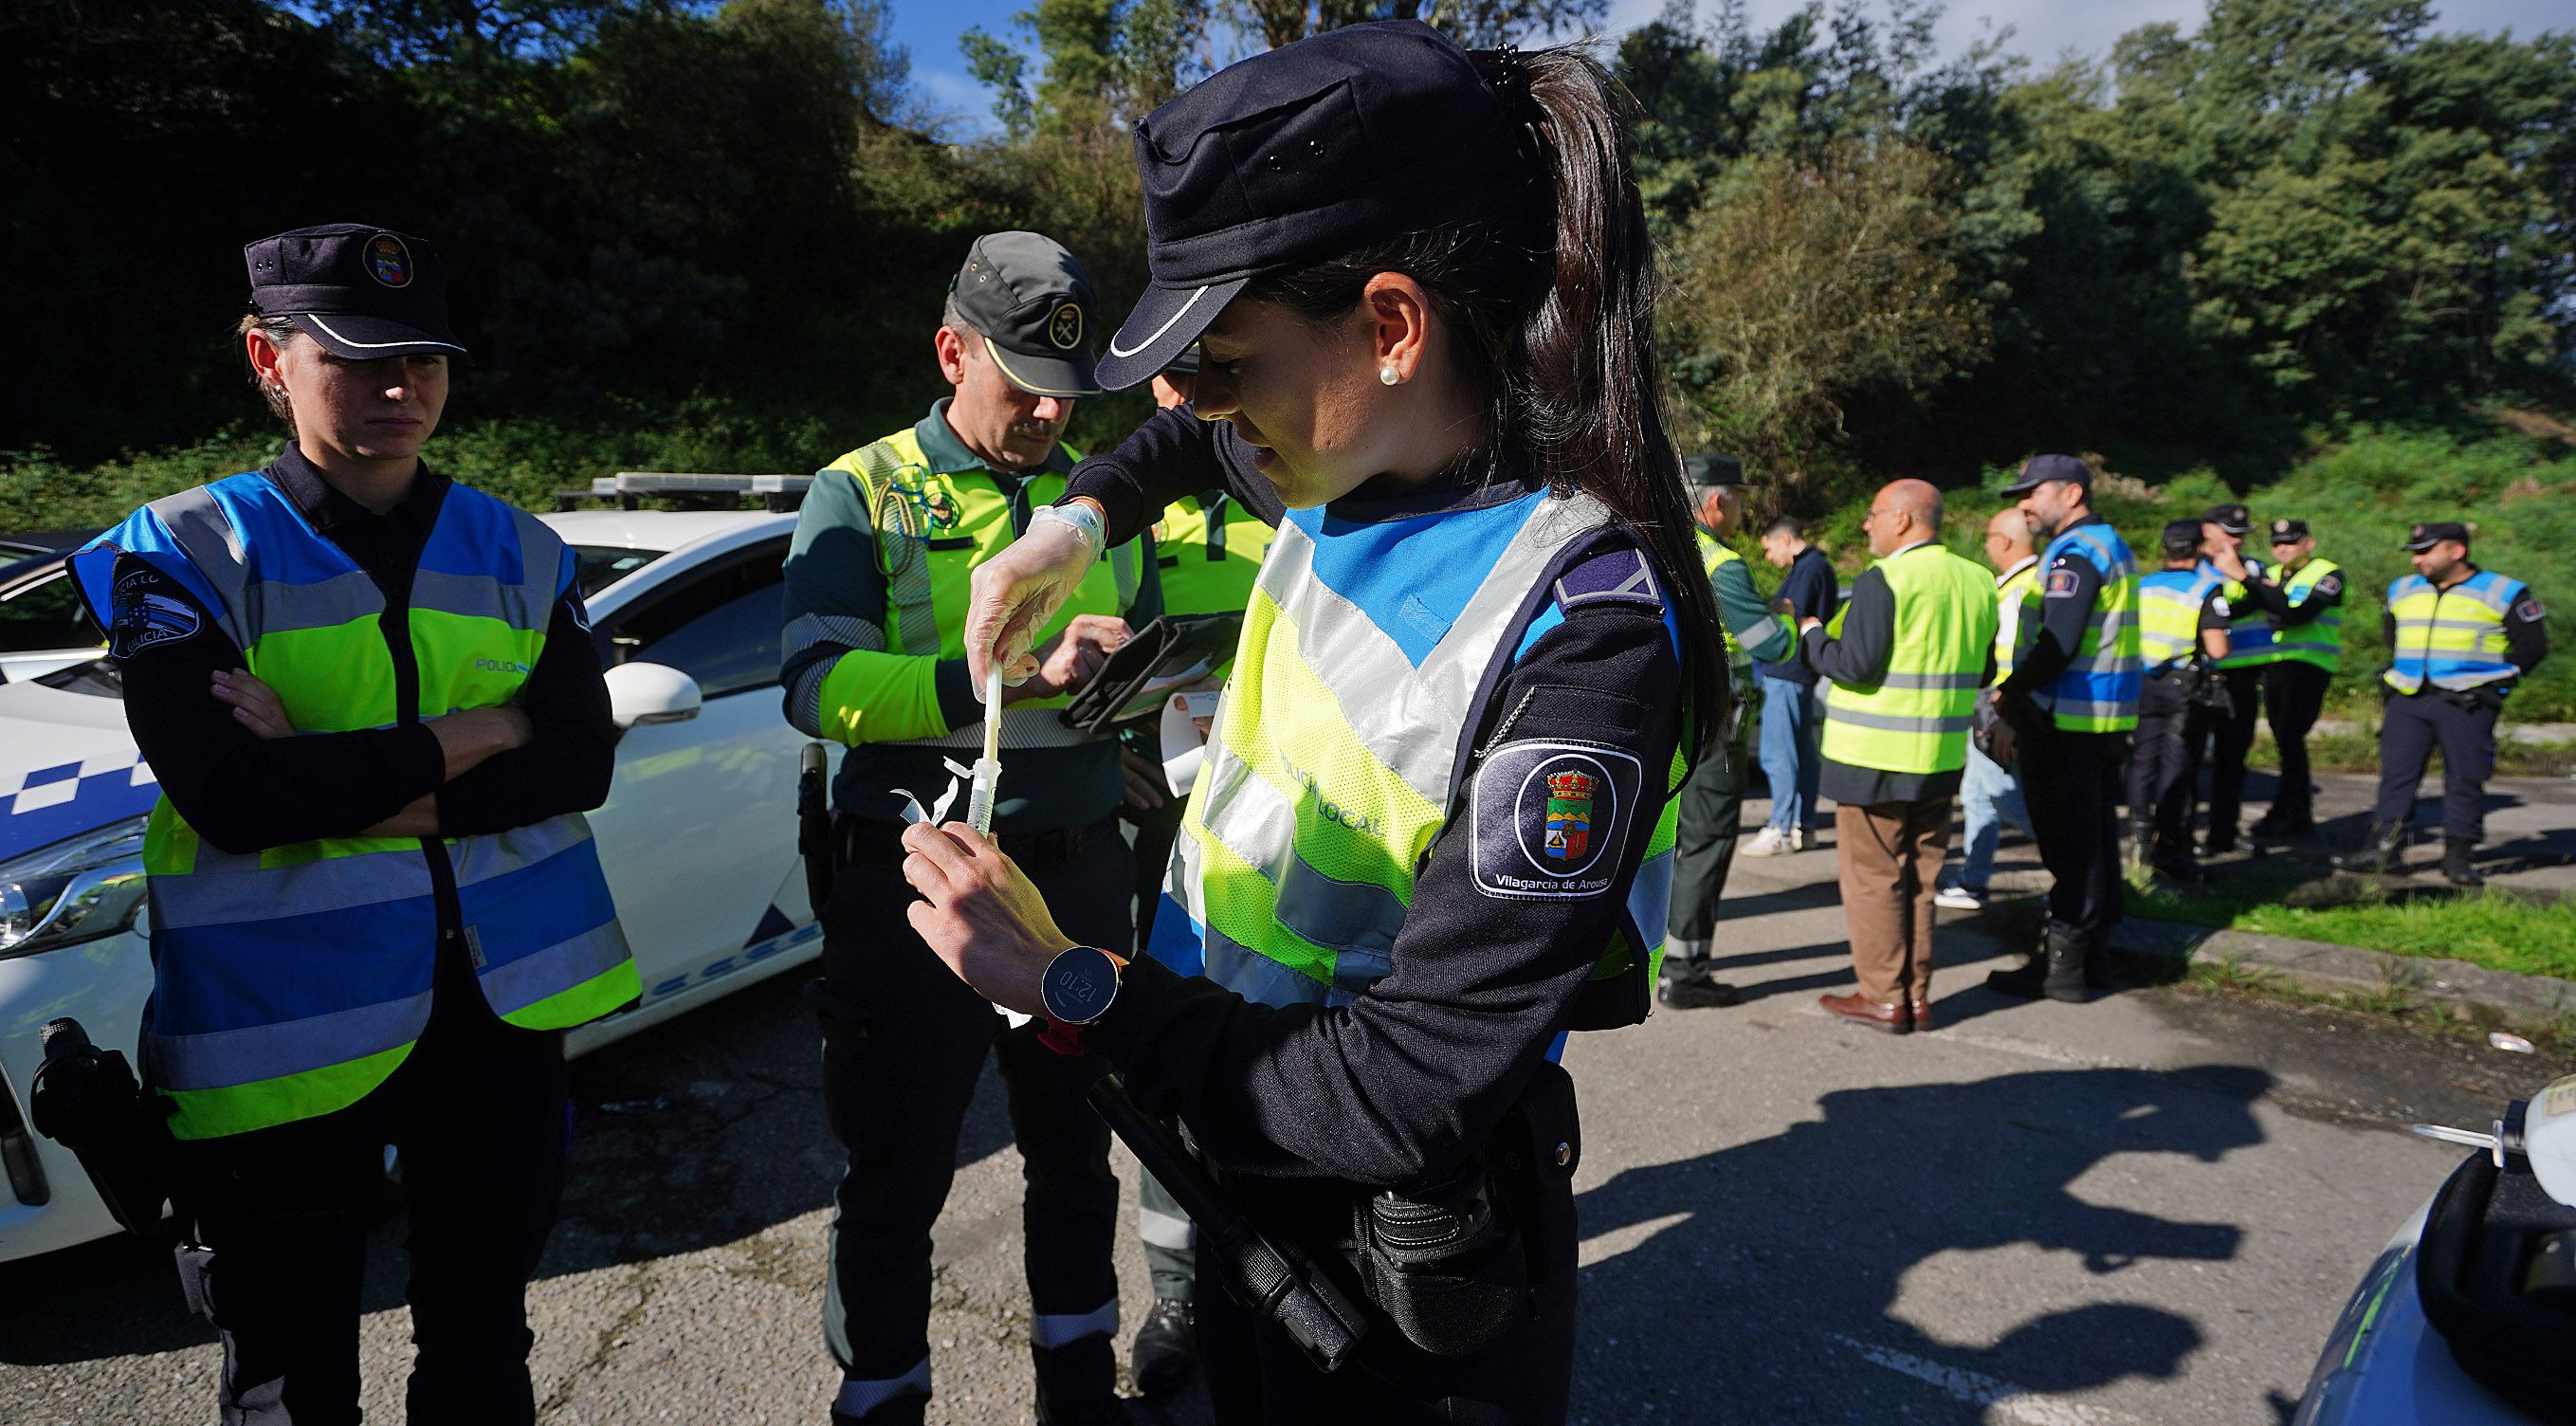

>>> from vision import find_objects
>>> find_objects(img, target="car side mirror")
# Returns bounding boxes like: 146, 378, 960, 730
604, 662, 702, 727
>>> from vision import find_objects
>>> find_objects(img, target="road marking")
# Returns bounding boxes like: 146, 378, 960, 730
1829, 1334, 2139, 1426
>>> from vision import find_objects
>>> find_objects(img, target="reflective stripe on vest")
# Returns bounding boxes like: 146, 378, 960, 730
2138, 566, 2222, 672
69, 472, 636, 1140
1818, 544, 1997, 776
1154, 491, 1269, 619
2384, 570, 2522, 693
2268, 558, 2344, 669
823, 430, 1144, 750
1697, 530, 1780, 693
2028, 523, 2142, 732
2214, 557, 2276, 668
1151, 489, 1678, 1025
1993, 558, 2038, 680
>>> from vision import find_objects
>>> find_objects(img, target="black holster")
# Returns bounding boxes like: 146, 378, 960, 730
1355, 1059, 1581, 1357
28, 1017, 174, 1238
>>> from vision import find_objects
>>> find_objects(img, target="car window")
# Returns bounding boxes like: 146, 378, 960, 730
0, 568, 102, 653
573, 545, 667, 601
598, 544, 786, 700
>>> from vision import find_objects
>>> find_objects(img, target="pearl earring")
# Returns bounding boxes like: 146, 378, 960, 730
1379, 365, 1401, 386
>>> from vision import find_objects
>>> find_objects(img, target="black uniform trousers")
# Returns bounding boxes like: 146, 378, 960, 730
170, 939, 571, 1426
816, 817, 1130, 1415
2127, 671, 2204, 865
2021, 724, 2128, 945
2201, 665, 2264, 845
2262, 661, 2332, 820
1665, 720, 1750, 960
2369, 688, 2502, 843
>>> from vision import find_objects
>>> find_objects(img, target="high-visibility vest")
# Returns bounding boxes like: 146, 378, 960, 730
1993, 558, 2038, 679
1698, 530, 1786, 696
821, 428, 1145, 750
2138, 565, 2223, 672
70, 474, 637, 1141
2211, 556, 2276, 669
1818, 543, 1997, 776
1153, 490, 1269, 619
2026, 522, 2142, 732
2384, 569, 2524, 693
1148, 489, 1685, 1031
2268, 558, 2344, 670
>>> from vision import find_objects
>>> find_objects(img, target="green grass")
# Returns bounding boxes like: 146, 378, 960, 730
2241, 725, 2576, 777
2129, 878, 2576, 981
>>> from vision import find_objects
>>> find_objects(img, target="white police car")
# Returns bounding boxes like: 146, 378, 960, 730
0, 506, 826, 1260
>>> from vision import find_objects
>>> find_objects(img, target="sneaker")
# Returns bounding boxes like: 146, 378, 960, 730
1745, 826, 1800, 856
1933, 884, 1987, 911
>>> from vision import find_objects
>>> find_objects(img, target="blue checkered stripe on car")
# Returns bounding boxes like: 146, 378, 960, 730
0, 753, 162, 860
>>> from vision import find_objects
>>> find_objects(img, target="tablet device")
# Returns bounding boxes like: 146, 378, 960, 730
1060, 612, 1244, 734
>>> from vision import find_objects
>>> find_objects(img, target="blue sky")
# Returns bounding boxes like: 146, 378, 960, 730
886, 0, 2558, 137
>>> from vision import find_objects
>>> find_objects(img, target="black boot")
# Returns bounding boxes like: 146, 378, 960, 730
1657, 962, 1744, 1010
1033, 1336, 1125, 1426
1984, 942, 2047, 998
1988, 929, 2089, 1002
2334, 820, 2407, 875
1129, 1297, 1197, 1399
2442, 838, 2485, 889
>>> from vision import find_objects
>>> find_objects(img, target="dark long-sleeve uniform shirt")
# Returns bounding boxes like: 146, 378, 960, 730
2000, 512, 2118, 705
1797, 541, 1995, 805
2234, 558, 2344, 631
1066, 406, 1684, 1195
101, 448, 614, 857
2377, 566, 2549, 684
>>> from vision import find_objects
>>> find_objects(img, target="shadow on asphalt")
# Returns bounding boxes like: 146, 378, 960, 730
0, 968, 1016, 1368
1571, 1064, 2270, 1419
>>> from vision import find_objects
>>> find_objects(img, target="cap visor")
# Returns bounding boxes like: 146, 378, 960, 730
1096, 277, 1250, 393
982, 338, 1102, 400
289, 312, 469, 361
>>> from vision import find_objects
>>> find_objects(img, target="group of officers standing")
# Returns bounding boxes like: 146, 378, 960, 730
1653, 452, 2552, 1022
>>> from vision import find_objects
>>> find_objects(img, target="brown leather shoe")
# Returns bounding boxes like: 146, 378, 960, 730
1819, 992, 1910, 1034
1909, 999, 1933, 1032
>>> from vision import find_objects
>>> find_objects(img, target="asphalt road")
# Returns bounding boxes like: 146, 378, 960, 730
3, 810, 2567, 1425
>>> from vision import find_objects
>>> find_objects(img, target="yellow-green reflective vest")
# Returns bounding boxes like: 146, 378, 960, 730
2212, 556, 2276, 669
1147, 489, 1683, 1031
1993, 558, 2038, 680
2384, 569, 2524, 693
2024, 523, 2143, 732
1697, 532, 1753, 692
2268, 558, 2344, 670
2138, 566, 2224, 672
1818, 544, 1997, 776
818, 427, 1144, 750
69, 474, 637, 1141
1154, 491, 1269, 619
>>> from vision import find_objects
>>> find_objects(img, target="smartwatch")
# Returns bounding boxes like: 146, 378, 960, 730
1040, 945, 1129, 1029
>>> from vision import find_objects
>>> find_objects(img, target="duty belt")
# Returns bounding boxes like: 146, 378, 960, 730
835, 813, 1110, 871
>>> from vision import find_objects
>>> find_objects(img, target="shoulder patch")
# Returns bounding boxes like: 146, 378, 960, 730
2314, 574, 2343, 597
2517, 597, 2546, 622
1553, 547, 1662, 612
2044, 569, 2082, 597
107, 567, 202, 659
1468, 740, 1643, 901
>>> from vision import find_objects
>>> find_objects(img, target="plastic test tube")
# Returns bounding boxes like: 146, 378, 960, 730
967, 664, 1002, 834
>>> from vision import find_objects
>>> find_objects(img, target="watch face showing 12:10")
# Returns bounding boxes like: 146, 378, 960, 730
1048, 950, 1112, 1021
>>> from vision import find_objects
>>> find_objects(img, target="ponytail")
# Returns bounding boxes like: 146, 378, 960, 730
1244, 45, 1726, 760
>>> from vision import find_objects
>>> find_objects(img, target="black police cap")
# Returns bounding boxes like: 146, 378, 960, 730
1684, 454, 1745, 487
950, 231, 1102, 399
2161, 519, 2203, 556
2204, 503, 2252, 536
2405, 521, 2471, 552
1999, 452, 2090, 497
245, 224, 466, 360
2270, 518, 2310, 542
1098, 21, 1544, 391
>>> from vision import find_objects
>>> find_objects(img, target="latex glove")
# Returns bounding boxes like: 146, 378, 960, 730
967, 504, 1101, 695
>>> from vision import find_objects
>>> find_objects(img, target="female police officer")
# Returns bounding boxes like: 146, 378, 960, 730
69, 225, 634, 1424
893, 25, 1721, 1421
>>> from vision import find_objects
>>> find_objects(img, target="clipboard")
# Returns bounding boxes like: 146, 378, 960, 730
1059, 612, 1243, 734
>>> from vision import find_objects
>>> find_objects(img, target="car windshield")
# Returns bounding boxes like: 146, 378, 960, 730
33, 657, 122, 698
574, 545, 667, 600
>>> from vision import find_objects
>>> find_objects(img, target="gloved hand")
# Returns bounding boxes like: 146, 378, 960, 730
966, 503, 1101, 695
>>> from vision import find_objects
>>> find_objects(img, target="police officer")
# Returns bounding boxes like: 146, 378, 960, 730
1800, 481, 1997, 1033
1659, 452, 1795, 1011
1124, 340, 1269, 1399
70, 225, 637, 1423
2129, 521, 2231, 882
2211, 518, 2345, 836
777, 231, 1154, 1426
909, 26, 1722, 1419
1987, 454, 2142, 1002
2336, 521, 2549, 887
2199, 503, 2272, 852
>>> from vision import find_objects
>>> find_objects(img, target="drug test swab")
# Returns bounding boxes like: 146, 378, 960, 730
966, 663, 1002, 834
